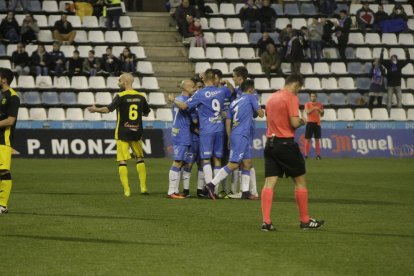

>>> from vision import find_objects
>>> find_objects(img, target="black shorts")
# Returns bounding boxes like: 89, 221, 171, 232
264, 138, 306, 178
305, 122, 321, 139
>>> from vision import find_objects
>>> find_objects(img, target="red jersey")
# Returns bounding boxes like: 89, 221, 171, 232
304, 102, 323, 125
266, 89, 299, 138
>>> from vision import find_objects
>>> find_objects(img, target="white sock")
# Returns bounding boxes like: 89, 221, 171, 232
182, 168, 191, 190
197, 169, 205, 189
212, 166, 232, 186
168, 166, 180, 195
249, 167, 257, 195
175, 170, 182, 194
203, 163, 213, 183
241, 169, 250, 192
213, 166, 221, 193
231, 170, 239, 193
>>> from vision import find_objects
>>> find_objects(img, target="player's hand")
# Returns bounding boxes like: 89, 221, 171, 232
167, 94, 175, 103
87, 105, 96, 113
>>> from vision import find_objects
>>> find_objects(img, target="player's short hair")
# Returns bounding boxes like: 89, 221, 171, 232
191, 74, 202, 84
309, 92, 317, 97
233, 66, 248, 80
213, 69, 223, 79
0, 68, 14, 85
285, 74, 304, 87
204, 69, 215, 81
240, 79, 254, 92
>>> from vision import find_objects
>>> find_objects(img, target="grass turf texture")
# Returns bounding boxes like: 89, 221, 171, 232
1, 158, 414, 275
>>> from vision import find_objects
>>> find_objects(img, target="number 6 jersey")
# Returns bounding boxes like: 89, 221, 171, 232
107, 90, 150, 141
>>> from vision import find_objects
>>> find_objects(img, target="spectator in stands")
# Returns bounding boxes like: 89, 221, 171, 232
356, 1, 375, 34
318, 0, 337, 17
257, 31, 275, 57
259, 0, 276, 32
187, 16, 206, 49
83, 50, 101, 77
30, 44, 50, 76
260, 44, 282, 78
20, 14, 39, 43
168, 0, 182, 26
334, 10, 351, 60
308, 17, 323, 63
11, 42, 30, 76
75, 0, 94, 21
101, 46, 119, 76
320, 17, 335, 47
104, 0, 123, 31
299, 26, 309, 52
49, 42, 66, 77
67, 50, 84, 76
53, 14, 77, 45
368, 58, 386, 108
175, 0, 199, 37
374, 4, 389, 31
285, 31, 304, 74
0, 11, 21, 42
381, 48, 410, 112
63, 2, 76, 14
279, 23, 293, 58
390, 4, 408, 22
119, 47, 137, 74
8, 0, 31, 12
92, 0, 104, 18
239, 0, 261, 34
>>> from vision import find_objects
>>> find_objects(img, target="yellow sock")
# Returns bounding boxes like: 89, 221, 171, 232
136, 161, 147, 193
118, 165, 130, 197
0, 173, 12, 207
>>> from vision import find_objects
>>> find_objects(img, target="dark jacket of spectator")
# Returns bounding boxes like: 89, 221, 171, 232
257, 35, 275, 57
30, 49, 51, 69
54, 19, 74, 34
259, 2, 277, 31
356, 6, 375, 25
12, 50, 30, 68
49, 50, 66, 70
381, 50, 410, 87
175, 1, 199, 36
83, 56, 101, 75
319, 0, 337, 16
67, 56, 84, 76
335, 16, 352, 40
0, 15, 20, 41
285, 35, 304, 62
239, 3, 260, 23
390, 5, 408, 21
21, 15, 40, 43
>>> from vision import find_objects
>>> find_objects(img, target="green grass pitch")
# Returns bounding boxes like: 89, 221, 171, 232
1, 158, 414, 275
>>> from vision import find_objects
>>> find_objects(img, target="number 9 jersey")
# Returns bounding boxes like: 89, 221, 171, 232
107, 90, 150, 141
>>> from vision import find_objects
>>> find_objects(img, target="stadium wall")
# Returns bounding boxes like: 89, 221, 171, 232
14, 121, 414, 158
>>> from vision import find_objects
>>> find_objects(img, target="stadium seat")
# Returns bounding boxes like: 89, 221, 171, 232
284, 3, 300, 15
23, 91, 41, 105
249, 33, 262, 44
60, 45, 75, 57
0, 44, 5, 56
209, 18, 226, 30
105, 31, 121, 43
95, 92, 113, 105
304, 78, 321, 90
222, 48, 239, 59
390, 108, 407, 121
337, 108, 354, 121
102, 111, 117, 121
156, 108, 173, 121
78, 92, 95, 105
83, 16, 99, 28
77, 45, 93, 58
88, 76, 106, 90
338, 77, 356, 90
322, 109, 337, 121
84, 109, 101, 121
246, 63, 264, 75
195, 62, 211, 74
313, 62, 330, 75
364, 33, 381, 45
148, 92, 166, 106
60, 92, 77, 105
402, 64, 414, 75
47, 108, 65, 121
199, 17, 209, 29
372, 108, 389, 120
42, 92, 60, 105
398, 33, 413, 45
189, 47, 205, 59
329, 93, 347, 106
408, 19, 414, 31
216, 32, 232, 44
131, 46, 146, 59
29, 108, 47, 120
233, 32, 249, 44
38, 30, 53, 42
254, 78, 270, 90
66, 108, 84, 121
226, 18, 242, 30
271, 3, 283, 15
205, 2, 218, 14
330, 62, 347, 74
407, 109, 414, 120
301, 3, 317, 15
0, 59, 11, 69
389, 48, 406, 60
119, 16, 132, 28
347, 62, 364, 75
347, 93, 365, 106
292, 18, 307, 30
382, 33, 397, 45
298, 93, 308, 105
275, 18, 290, 30
220, 3, 235, 15
356, 48, 372, 60
71, 76, 88, 90
141, 77, 159, 90
212, 62, 229, 74
67, 15, 81, 28
88, 31, 105, 43
316, 93, 329, 105
33, 15, 47, 27
0, 1, 7, 11
18, 76, 35, 89
122, 31, 139, 43
239, 48, 256, 60
18, 107, 29, 120
54, 76, 71, 89
42, 1, 58, 12
228, 62, 244, 73
270, 78, 285, 90
47, 15, 60, 27
323, 48, 339, 59
74, 30, 88, 43
269, 32, 280, 44
321, 77, 338, 90
132, 77, 141, 90
402, 93, 414, 106
206, 47, 222, 59
349, 33, 364, 45
137, 61, 154, 75
106, 76, 119, 89
203, 32, 215, 44
300, 63, 313, 75
354, 108, 371, 120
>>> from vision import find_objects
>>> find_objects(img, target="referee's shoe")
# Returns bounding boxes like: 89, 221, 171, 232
300, 218, 324, 229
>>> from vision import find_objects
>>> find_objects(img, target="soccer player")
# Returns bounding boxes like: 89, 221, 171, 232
304, 92, 324, 160
88, 73, 150, 197
171, 69, 233, 187
168, 79, 196, 199
205, 80, 264, 200
0, 68, 20, 214
261, 74, 324, 231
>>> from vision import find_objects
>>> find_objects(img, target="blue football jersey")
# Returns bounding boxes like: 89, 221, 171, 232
234, 86, 260, 139
227, 93, 261, 137
172, 95, 191, 145
186, 85, 232, 134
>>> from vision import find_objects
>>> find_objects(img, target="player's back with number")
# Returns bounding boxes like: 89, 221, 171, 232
229, 93, 260, 136
108, 90, 150, 141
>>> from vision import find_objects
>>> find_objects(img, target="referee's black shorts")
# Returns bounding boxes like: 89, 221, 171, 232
305, 122, 321, 139
264, 137, 306, 178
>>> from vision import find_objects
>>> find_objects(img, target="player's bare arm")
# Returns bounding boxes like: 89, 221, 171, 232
290, 116, 306, 129
87, 105, 110, 113
225, 118, 232, 143
0, 116, 16, 128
